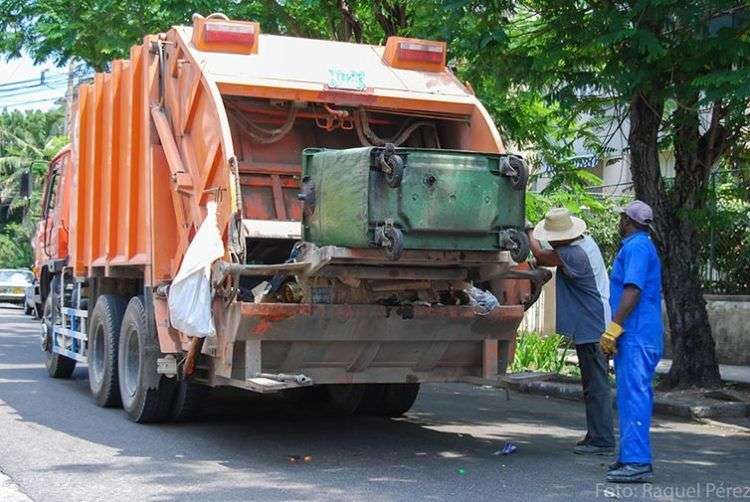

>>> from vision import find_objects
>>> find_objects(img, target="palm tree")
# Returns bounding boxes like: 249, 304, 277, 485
0, 108, 66, 267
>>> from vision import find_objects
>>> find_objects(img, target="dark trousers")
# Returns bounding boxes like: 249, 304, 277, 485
576, 342, 615, 447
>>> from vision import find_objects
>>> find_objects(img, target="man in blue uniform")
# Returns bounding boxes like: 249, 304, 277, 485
600, 200, 663, 483
527, 208, 614, 455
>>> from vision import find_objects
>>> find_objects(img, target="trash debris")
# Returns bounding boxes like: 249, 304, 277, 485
288, 454, 313, 464
456, 467, 467, 475
493, 442, 518, 456
603, 488, 619, 499
252, 281, 271, 303
466, 286, 499, 315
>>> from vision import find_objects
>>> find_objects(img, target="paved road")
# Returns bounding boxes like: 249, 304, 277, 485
0, 306, 748, 501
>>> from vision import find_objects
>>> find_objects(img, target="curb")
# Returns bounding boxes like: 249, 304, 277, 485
494, 375, 750, 420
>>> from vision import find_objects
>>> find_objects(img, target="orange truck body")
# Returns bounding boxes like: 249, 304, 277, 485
34, 14, 547, 419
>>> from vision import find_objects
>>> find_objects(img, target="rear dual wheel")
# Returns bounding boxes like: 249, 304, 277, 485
117, 295, 208, 423
88, 294, 127, 407
118, 296, 177, 423
321, 383, 420, 417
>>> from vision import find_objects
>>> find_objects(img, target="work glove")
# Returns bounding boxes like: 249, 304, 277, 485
599, 322, 624, 355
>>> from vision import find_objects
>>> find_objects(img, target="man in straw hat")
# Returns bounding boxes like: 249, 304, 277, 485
526, 208, 615, 456
600, 200, 663, 483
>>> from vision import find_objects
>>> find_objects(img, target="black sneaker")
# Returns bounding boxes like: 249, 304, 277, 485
573, 444, 615, 455
576, 435, 590, 446
607, 461, 623, 472
605, 463, 653, 483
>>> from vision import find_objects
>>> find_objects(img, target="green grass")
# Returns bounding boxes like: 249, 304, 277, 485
510, 331, 573, 374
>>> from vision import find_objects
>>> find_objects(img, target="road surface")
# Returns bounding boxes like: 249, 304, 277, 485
0, 306, 748, 501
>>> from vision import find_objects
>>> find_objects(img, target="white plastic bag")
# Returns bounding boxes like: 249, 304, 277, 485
168, 201, 224, 337
466, 286, 499, 316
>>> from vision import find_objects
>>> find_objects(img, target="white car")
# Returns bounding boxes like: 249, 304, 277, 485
0, 269, 34, 308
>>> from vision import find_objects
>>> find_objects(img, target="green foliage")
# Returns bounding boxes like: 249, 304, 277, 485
0, 0, 597, 178
0, 223, 33, 267
526, 188, 624, 264
0, 108, 66, 268
510, 331, 571, 374
0, 1, 424, 70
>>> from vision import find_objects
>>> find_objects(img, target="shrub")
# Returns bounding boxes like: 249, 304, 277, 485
510, 331, 571, 374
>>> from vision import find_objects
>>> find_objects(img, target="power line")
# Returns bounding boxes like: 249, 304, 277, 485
0, 80, 72, 99
0, 72, 70, 89
0, 65, 90, 91
0, 75, 74, 94
0, 64, 93, 110
0, 81, 93, 106
0, 96, 65, 109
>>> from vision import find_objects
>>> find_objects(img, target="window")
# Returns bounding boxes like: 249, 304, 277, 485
44, 168, 60, 216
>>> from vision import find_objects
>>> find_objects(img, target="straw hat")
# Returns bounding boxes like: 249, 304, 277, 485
532, 208, 587, 242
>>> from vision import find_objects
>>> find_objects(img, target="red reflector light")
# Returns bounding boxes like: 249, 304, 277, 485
204, 22, 256, 45
396, 41, 444, 63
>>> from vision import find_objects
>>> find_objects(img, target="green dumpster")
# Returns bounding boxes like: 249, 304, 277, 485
300, 145, 529, 261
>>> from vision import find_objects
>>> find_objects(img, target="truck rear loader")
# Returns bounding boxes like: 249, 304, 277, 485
33, 13, 550, 422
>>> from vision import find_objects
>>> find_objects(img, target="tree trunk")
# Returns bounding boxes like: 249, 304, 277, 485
627, 91, 722, 389
658, 208, 721, 388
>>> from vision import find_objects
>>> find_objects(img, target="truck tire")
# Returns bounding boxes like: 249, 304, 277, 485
359, 383, 420, 417
42, 286, 76, 379
169, 379, 210, 422
118, 296, 176, 423
322, 384, 366, 415
506, 228, 530, 264
88, 294, 127, 407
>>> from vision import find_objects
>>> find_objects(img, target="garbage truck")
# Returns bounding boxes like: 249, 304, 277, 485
32, 13, 551, 422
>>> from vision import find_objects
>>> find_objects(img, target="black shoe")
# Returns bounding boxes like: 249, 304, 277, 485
605, 463, 653, 483
573, 444, 615, 456
576, 435, 589, 446
607, 461, 623, 472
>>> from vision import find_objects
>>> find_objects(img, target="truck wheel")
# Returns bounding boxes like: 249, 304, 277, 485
359, 383, 420, 417
42, 290, 76, 379
507, 156, 528, 191
506, 228, 530, 263
322, 384, 366, 415
118, 296, 176, 423
88, 294, 127, 407
169, 379, 210, 422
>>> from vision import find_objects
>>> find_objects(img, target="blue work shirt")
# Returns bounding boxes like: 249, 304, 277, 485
555, 235, 611, 345
609, 231, 664, 351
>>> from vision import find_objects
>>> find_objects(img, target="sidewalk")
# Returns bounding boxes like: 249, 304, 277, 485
564, 352, 750, 385
656, 359, 750, 385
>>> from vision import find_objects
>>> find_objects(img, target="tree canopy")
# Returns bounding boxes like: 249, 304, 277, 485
0, 109, 66, 268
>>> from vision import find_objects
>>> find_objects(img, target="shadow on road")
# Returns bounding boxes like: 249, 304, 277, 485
1, 308, 748, 501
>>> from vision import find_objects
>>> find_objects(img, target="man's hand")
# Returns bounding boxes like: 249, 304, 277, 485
599, 322, 624, 355
524, 218, 535, 232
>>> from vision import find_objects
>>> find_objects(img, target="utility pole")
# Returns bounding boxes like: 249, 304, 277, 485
64, 59, 76, 135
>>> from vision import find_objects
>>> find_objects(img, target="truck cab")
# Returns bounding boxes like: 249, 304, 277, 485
32, 147, 72, 312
